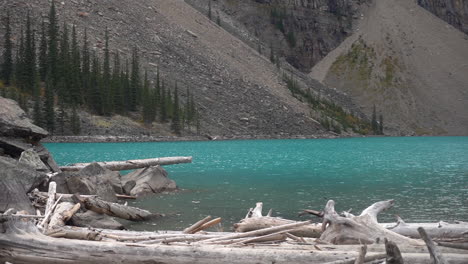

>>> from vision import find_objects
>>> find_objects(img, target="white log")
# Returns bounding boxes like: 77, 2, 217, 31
48, 203, 80, 229
43, 182, 56, 219
320, 200, 423, 246
183, 216, 212, 234
60, 156, 192, 171
359, 200, 394, 223
418, 227, 449, 264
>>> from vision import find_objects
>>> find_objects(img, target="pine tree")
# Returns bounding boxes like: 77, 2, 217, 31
142, 70, 152, 125
166, 87, 173, 120
57, 22, 70, 101
16, 27, 25, 91
24, 14, 37, 94
47, 0, 59, 85
102, 28, 112, 115
56, 100, 67, 134
43, 73, 55, 133
379, 114, 384, 135
269, 41, 275, 63
1, 11, 13, 85
171, 81, 181, 135
81, 28, 91, 105
70, 24, 81, 105
153, 67, 161, 119
371, 104, 378, 134
32, 73, 42, 126
112, 52, 124, 114
38, 19, 48, 81
160, 79, 167, 122
89, 53, 102, 114
70, 103, 81, 135
216, 14, 221, 26
129, 48, 140, 111
208, 0, 212, 20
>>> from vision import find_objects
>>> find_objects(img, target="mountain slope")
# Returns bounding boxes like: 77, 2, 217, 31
310, 0, 468, 135
1, 0, 330, 137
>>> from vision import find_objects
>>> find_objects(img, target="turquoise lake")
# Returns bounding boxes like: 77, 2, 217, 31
45, 137, 468, 231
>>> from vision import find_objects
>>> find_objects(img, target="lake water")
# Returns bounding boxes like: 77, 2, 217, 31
45, 137, 468, 231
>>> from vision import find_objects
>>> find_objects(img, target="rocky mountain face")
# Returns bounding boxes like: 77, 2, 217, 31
187, 0, 362, 72
310, 0, 468, 136
418, 0, 468, 35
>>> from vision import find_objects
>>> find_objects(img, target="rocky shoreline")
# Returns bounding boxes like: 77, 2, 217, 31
42, 133, 347, 143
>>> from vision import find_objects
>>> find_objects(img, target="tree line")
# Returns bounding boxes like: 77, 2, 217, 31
0, 2, 199, 136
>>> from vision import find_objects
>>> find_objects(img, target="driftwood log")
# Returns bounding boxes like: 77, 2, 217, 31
234, 202, 322, 237
60, 156, 192, 171
48, 202, 80, 229
1, 219, 467, 264
74, 195, 154, 221
320, 200, 423, 246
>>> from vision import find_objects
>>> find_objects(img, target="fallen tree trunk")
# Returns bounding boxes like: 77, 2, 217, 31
382, 220, 468, 240
319, 200, 423, 246
48, 203, 80, 229
235, 202, 322, 237
60, 156, 192, 172
75, 195, 154, 221
2, 219, 466, 264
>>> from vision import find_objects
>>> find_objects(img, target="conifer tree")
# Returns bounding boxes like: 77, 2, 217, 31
47, 0, 59, 85
58, 22, 70, 101
102, 29, 112, 115
208, 0, 212, 20
70, 103, 81, 135
89, 53, 102, 114
129, 48, 140, 111
56, 100, 67, 134
1, 11, 13, 85
38, 20, 48, 81
160, 79, 167, 122
112, 52, 124, 114
32, 73, 42, 126
171, 81, 181, 135
153, 67, 161, 119
81, 29, 90, 105
16, 28, 25, 91
43, 73, 55, 133
24, 12, 37, 93
70, 24, 81, 105
166, 87, 173, 120
371, 104, 378, 134
379, 114, 384, 135
142, 71, 154, 125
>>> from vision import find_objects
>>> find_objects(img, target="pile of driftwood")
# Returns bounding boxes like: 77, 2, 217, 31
1, 190, 467, 264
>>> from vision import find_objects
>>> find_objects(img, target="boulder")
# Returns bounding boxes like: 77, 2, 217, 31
66, 163, 119, 202
33, 143, 61, 172
0, 97, 48, 141
0, 156, 47, 193
70, 210, 124, 230
19, 148, 49, 172
121, 166, 177, 197
0, 156, 46, 214
0, 136, 33, 158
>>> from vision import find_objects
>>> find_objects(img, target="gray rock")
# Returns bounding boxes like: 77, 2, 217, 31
0, 97, 48, 141
34, 143, 61, 172
66, 163, 119, 202
70, 210, 124, 230
0, 156, 46, 214
0, 156, 47, 192
121, 165, 177, 197
19, 149, 49, 172
122, 180, 136, 195
0, 136, 33, 158
49, 172, 72, 194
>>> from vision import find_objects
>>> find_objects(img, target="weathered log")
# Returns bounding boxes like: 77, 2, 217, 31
319, 200, 423, 246
192, 217, 222, 233
60, 156, 192, 171
354, 244, 367, 264
438, 242, 468, 250
48, 203, 80, 229
45, 228, 102, 241
236, 202, 322, 237
75, 195, 154, 221
385, 238, 404, 264
202, 220, 312, 244
37, 192, 62, 231
382, 220, 468, 240
42, 182, 56, 218
418, 227, 449, 264
183, 216, 212, 234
